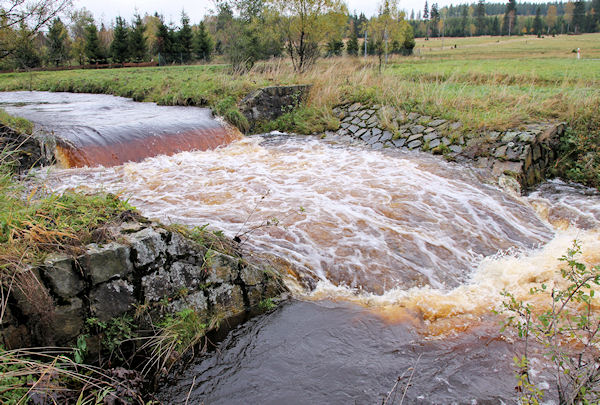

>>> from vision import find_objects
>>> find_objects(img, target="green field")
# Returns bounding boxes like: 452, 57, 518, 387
1, 33, 599, 186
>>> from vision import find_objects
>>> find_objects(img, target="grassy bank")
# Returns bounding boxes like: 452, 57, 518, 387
0, 33, 599, 186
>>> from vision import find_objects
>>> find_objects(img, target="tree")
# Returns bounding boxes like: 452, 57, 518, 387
110, 16, 129, 63
84, 22, 104, 64
178, 10, 194, 63
593, 0, 600, 27
546, 5, 557, 34
572, 0, 586, 33
503, 0, 517, 36
193, 21, 213, 61
155, 15, 173, 63
325, 38, 343, 56
368, 0, 413, 71
533, 6, 543, 37
129, 14, 147, 62
270, 0, 347, 73
69, 8, 94, 65
564, 1, 575, 32
47, 17, 70, 66
346, 30, 359, 55
475, 0, 486, 35
0, 0, 72, 59
430, 3, 440, 37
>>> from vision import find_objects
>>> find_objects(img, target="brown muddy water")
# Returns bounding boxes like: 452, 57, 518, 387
8, 92, 600, 403
0, 91, 238, 167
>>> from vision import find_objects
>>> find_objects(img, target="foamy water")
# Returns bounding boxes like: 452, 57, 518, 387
37, 133, 598, 309
33, 130, 600, 403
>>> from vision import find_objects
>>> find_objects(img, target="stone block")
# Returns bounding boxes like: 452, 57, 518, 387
392, 138, 406, 148
372, 142, 384, 150
372, 128, 382, 136
90, 280, 136, 322
501, 131, 519, 143
380, 131, 393, 142
52, 298, 85, 344
407, 140, 422, 149
410, 125, 426, 134
126, 227, 167, 268
169, 291, 208, 314
41, 253, 84, 299
429, 119, 446, 127
429, 139, 441, 148
85, 242, 133, 285
240, 264, 264, 286
449, 145, 463, 153
407, 133, 422, 143
208, 284, 245, 317
423, 132, 439, 142
348, 125, 359, 134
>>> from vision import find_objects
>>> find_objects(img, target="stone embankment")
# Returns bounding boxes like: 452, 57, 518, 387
1, 219, 288, 349
239, 85, 311, 133
0, 123, 54, 172
329, 103, 565, 192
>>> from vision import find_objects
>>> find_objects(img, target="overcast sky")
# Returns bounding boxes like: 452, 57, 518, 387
75, 0, 473, 25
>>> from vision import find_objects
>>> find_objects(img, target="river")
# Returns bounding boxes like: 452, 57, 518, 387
2, 92, 599, 403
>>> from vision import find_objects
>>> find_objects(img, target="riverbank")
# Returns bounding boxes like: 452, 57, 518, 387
1, 34, 598, 188
0, 117, 289, 403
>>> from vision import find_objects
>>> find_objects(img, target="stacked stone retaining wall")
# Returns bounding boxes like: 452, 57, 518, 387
0, 220, 288, 349
329, 103, 565, 192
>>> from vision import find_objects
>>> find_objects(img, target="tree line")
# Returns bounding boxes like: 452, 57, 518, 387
1, 0, 415, 72
408, 0, 600, 37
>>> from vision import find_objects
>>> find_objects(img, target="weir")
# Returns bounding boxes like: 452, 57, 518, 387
0, 91, 239, 167
8, 92, 600, 402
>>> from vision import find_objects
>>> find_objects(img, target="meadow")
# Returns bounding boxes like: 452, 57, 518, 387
1, 32, 599, 186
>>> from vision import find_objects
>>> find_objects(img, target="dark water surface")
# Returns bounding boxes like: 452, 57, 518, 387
160, 300, 516, 404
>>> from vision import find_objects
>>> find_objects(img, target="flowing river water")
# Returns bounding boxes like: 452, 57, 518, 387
3, 92, 600, 403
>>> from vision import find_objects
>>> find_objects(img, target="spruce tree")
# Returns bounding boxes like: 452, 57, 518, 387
129, 14, 147, 62
193, 21, 213, 61
47, 17, 70, 66
156, 16, 173, 63
475, 0, 486, 35
178, 11, 194, 63
533, 7, 544, 37
572, 0, 586, 33
110, 16, 129, 63
347, 31, 359, 56
84, 23, 104, 64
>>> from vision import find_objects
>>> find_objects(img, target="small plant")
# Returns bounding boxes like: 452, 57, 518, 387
258, 298, 276, 312
87, 315, 138, 361
139, 308, 208, 377
500, 240, 600, 404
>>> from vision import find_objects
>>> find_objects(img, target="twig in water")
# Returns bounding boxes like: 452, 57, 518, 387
382, 353, 422, 405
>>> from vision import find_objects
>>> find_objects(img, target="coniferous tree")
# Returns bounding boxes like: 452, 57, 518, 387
178, 11, 194, 63
347, 30, 359, 55
430, 3, 440, 36
84, 22, 104, 64
47, 17, 70, 66
155, 16, 173, 63
593, 0, 600, 27
572, 0, 586, 33
533, 6, 544, 36
503, 0, 517, 36
129, 14, 147, 62
110, 16, 129, 63
475, 0, 486, 35
193, 21, 213, 61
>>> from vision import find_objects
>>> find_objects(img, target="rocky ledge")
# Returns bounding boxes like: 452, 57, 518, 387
328, 103, 565, 192
1, 219, 288, 349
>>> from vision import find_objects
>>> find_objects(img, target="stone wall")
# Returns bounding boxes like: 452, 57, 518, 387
239, 85, 311, 133
329, 103, 565, 192
0, 220, 288, 349
0, 124, 54, 172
